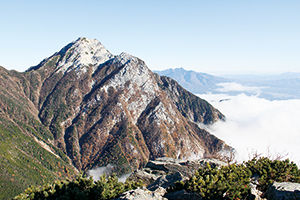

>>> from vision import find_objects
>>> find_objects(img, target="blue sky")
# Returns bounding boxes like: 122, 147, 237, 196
1, 1, 299, 74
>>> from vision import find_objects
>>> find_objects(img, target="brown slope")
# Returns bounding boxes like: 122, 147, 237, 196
0, 66, 77, 199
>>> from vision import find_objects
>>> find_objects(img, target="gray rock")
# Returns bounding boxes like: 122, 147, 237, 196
127, 157, 227, 199
116, 187, 167, 200
129, 157, 227, 185
163, 189, 202, 200
249, 174, 265, 200
127, 168, 166, 186
147, 172, 186, 191
267, 182, 300, 200
249, 182, 264, 200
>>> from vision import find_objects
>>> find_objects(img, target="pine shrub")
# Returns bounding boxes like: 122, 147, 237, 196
245, 157, 300, 192
171, 163, 251, 200
171, 157, 300, 200
13, 173, 142, 200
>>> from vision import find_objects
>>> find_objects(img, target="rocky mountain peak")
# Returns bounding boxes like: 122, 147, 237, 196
55, 37, 114, 75
26, 37, 114, 76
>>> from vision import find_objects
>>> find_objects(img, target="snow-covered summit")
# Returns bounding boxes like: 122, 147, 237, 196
55, 37, 114, 74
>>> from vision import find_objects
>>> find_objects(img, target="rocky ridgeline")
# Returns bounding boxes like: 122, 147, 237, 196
114, 157, 300, 200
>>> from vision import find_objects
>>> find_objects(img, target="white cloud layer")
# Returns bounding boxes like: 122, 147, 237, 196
87, 164, 114, 181
215, 82, 264, 93
198, 93, 300, 166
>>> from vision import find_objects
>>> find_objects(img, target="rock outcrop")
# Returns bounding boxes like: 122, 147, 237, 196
267, 182, 300, 200
128, 157, 227, 190
115, 187, 167, 200
164, 189, 202, 200
123, 157, 226, 200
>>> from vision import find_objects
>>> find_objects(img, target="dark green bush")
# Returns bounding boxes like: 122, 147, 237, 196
170, 157, 300, 200
173, 163, 251, 199
245, 157, 300, 192
13, 173, 142, 200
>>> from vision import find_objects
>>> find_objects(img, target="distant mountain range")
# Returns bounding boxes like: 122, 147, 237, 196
153, 68, 228, 94
0, 38, 229, 199
154, 68, 300, 100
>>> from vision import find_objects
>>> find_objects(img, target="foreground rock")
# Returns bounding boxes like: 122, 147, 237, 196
122, 157, 225, 199
128, 157, 227, 190
115, 187, 167, 200
267, 182, 300, 200
249, 174, 265, 200
164, 189, 202, 200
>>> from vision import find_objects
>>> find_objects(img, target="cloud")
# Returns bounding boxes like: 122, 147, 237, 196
87, 164, 131, 183
197, 93, 300, 166
215, 82, 264, 94
87, 164, 114, 181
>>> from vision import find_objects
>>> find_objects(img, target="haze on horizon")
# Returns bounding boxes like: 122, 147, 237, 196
1, 1, 299, 75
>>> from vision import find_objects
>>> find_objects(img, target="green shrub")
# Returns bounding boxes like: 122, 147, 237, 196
174, 163, 251, 199
245, 157, 300, 192
13, 173, 143, 200
171, 157, 300, 200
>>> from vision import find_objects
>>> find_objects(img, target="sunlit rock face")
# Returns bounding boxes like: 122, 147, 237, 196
22, 37, 228, 174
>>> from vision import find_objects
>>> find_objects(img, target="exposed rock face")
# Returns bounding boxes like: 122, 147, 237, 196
0, 37, 229, 196
127, 157, 225, 200
164, 189, 202, 200
115, 187, 167, 200
128, 157, 227, 189
267, 182, 300, 200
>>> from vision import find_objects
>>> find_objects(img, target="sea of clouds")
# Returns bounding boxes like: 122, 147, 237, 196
197, 82, 300, 166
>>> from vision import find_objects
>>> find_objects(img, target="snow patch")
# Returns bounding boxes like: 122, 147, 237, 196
147, 102, 173, 125
102, 53, 160, 124
56, 37, 113, 75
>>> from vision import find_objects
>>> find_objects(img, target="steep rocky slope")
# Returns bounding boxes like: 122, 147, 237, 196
0, 37, 228, 198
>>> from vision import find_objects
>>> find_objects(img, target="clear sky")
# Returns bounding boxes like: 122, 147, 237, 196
1, 0, 299, 75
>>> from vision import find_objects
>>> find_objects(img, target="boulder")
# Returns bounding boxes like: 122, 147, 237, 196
115, 187, 167, 200
267, 181, 300, 200
128, 157, 227, 188
248, 174, 265, 200
127, 169, 166, 186
163, 189, 202, 200
249, 182, 264, 200
147, 172, 186, 191
145, 157, 226, 177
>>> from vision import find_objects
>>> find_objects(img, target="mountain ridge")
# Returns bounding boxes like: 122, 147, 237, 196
153, 67, 228, 94
155, 68, 300, 100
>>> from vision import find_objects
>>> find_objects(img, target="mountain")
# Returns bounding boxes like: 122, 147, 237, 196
153, 68, 229, 94
0, 37, 228, 198
155, 68, 300, 100
0, 67, 78, 199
